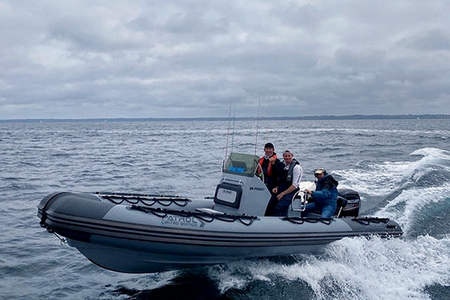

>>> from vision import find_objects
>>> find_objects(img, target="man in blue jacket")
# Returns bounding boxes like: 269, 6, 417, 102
304, 168, 338, 218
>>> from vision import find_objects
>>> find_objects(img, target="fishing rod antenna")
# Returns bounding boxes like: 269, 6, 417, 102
254, 97, 261, 156
224, 103, 232, 163
231, 106, 236, 153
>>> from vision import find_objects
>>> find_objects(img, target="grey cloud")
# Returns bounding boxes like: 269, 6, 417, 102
401, 29, 450, 51
1, 0, 449, 119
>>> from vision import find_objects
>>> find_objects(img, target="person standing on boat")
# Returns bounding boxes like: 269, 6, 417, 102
258, 143, 283, 216
304, 168, 338, 218
258, 143, 283, 192
270, 150, 303, 216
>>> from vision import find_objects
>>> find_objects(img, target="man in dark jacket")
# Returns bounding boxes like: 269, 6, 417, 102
258, 143, 284, 216
305, 168, 338, 218
258, 143, 283, 192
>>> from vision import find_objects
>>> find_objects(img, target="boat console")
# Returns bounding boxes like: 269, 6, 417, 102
213, 153, 271, 216
213, 152, 361, 218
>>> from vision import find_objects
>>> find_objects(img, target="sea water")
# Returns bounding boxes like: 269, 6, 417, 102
0, 119, 448, 299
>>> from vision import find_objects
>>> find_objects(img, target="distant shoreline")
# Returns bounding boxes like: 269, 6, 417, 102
0, 114, 449, 122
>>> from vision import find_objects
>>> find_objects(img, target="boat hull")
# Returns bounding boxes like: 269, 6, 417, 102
38, 192, 402, 273
68, 236, 333, 273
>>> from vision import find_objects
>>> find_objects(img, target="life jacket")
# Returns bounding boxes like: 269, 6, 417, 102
258, 153, 277, 177
282, 159, 299, 185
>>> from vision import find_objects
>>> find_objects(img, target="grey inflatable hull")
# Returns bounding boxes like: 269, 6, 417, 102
38, 192, 402, 273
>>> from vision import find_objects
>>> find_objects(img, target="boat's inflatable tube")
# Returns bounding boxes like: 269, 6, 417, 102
38, 192, 402, 273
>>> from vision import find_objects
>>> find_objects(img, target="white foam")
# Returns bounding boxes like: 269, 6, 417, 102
210, 236, 450, 299
208, 264, 255, 292
375, 183, 450, 233
335, 147, 450, 196
410, 148, 450, 175
206, 148, 450, 298
336, 161, 412, 195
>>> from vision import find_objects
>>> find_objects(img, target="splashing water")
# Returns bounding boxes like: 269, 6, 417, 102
376, 184, 450, 234
208, 147, 450, 299
335, 148, 450, 196
209, 236, 449, 300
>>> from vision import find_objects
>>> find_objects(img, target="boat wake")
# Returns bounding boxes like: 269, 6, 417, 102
335, 148, 450, 196
376, 183, 450, 234
208, 235, 449, 299
205, 148, 450, 299
334, 147, 450, 232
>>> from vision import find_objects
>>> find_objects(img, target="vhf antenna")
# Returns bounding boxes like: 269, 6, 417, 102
231, 105, 236, 153
254, 97, 261, 156
224, 103, 232, 162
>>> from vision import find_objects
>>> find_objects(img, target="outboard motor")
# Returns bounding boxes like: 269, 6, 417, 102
336, 188, 360, 217
213, 153, 271, 216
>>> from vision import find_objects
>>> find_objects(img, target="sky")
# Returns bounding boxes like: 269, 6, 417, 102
1, 0, 449, 119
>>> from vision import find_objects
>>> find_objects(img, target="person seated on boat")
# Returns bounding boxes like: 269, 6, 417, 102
304, 168, 338, 218
258, 142, 283, 192
268, 150, 303, 216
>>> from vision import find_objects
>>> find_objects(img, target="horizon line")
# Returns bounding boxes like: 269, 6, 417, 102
0, 113, 449, 122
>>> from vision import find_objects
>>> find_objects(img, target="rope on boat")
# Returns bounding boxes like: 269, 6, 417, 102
129, 205, 258, 226
282, 217, 334, 225
53, 232, 68, 246
284, 217, 392, 226
351, 217, 390, 225
95, 192, 190, 207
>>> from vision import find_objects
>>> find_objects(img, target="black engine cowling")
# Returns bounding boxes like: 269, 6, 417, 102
336, 188, 360, 217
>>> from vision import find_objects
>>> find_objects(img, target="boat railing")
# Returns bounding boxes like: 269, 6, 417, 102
95, 192, 191, 207
291, 190, 308, 212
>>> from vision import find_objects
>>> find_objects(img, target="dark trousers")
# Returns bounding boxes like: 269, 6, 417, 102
272, 192, 295, 216
264, 194, 278, 216
265, 184, 295, 216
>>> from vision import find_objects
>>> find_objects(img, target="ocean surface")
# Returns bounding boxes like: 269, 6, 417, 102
0, 119, 449, 299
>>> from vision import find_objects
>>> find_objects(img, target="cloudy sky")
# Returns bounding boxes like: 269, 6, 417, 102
1, 0, 449, 119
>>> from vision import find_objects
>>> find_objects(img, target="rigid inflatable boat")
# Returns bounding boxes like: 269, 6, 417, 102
38, 153, 402, 273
